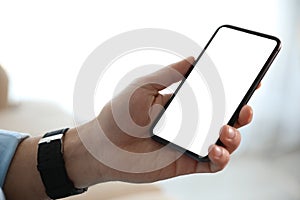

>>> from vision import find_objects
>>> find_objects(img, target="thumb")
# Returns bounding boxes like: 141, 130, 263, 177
139, 56, 195, 91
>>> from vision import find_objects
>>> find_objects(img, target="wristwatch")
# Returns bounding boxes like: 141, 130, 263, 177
37, 128, 87, 199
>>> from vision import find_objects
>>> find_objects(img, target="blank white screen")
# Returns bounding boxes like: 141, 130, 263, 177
153, 26, 278, 157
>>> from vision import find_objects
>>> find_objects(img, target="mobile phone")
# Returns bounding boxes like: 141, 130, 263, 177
151, 25, 281, 161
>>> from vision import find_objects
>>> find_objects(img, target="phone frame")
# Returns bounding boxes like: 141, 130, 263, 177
150, 25, 281, 162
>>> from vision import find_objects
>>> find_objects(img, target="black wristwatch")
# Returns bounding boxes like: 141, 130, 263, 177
37, 128, 87, 199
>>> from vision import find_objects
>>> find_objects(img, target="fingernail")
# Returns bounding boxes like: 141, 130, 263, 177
186, 56, 195, 64
227, 126, 236, 139
219, 126, 225, 136
214, 146, 223, 158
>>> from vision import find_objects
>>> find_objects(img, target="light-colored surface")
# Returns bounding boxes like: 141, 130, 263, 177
159, 153, 300, 200
0, 101, 74, 135
64, 182, 173, 200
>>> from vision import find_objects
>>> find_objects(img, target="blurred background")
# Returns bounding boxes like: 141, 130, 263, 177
0, 0, 299, 199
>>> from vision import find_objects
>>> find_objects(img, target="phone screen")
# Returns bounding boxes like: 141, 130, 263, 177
152, 25, 280, 159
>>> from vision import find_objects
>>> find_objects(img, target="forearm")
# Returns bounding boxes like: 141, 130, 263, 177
3, 121, 112, 200
3, 136, 48, 200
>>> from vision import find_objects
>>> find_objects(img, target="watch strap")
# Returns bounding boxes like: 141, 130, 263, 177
37, 128, 87, 199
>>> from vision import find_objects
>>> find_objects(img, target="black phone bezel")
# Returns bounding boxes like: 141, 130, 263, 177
150, 24, 281, 162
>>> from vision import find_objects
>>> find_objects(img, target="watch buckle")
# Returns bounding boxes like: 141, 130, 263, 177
38, 134, 64, 144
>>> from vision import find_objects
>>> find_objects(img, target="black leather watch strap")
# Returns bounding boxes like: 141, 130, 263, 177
37, 128, 87, 199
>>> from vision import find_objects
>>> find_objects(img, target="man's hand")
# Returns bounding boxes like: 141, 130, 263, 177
90, 57, 253, 183
3, 57, 253, 200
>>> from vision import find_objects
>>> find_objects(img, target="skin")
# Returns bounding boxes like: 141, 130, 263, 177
3, 57, 253, 200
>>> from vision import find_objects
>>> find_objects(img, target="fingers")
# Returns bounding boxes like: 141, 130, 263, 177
234, 83, 257, 128
257, 82, 262, 89
205, 105, 251, 173
207, 145, 230, 172
206, 123, 242, 172
137, 56, 194, 91
219, 125, 241, 154
234, 105, 253, 128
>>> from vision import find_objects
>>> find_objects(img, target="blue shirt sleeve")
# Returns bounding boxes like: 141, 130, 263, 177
0, 129, 29, 200
0, 189, 5, 200
0, 187, 5, 200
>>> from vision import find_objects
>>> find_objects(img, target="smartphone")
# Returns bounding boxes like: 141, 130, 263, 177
151, 25, 281, 161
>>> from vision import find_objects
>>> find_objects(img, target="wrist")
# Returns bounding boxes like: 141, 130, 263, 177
63, 124, 115, 188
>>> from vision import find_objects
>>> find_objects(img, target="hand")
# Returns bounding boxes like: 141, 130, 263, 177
2, 57, 253, 200
85, 57, 253, 183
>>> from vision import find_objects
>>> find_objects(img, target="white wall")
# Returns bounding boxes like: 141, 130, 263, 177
0, 0, 279, 111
